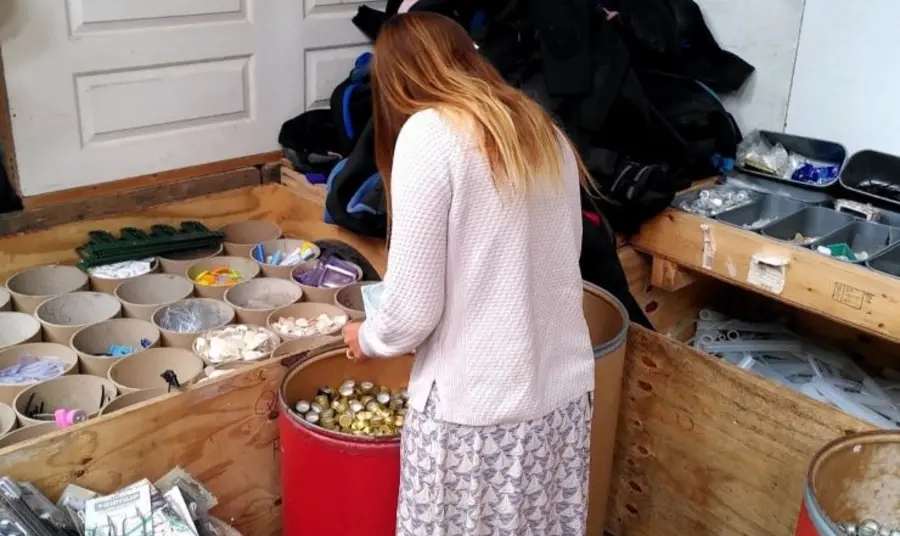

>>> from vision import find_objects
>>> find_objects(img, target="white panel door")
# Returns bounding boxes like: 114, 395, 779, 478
2, 0, 375, 196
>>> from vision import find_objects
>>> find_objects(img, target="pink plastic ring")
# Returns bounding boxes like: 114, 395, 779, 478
54, 408, 87, 429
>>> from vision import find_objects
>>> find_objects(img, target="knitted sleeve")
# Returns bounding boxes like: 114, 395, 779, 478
358, 110, 453, 357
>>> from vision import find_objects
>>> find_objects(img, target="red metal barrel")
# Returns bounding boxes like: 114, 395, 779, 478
796, 431, 900, 536
278, 342, 414, 536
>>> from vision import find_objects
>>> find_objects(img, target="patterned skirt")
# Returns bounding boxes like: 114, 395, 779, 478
396, 388, 592, 536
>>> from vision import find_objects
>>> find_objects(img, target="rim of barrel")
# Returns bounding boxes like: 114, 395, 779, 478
804, 430, 897, 534
277, 343, 402, 445
582, 281, 629, 356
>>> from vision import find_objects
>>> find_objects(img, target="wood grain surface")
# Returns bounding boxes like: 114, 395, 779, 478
607, 326, 873, 536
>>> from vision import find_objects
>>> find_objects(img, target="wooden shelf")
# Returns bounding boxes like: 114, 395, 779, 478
632, 208, 900, 344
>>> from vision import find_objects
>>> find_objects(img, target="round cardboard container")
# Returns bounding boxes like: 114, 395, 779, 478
158, 244, 224, 275
224, 278, 304, 325
88, 258, 160, 294
254, 239, 321, 279
0, 312, 42, 349
35, 291, 122, 345
291, 261, 363, 304
220, 220, 282, 257
13, 374, 117, 427
115, 273, 195, 322
334, 282, 368, 321
152, 298, 235, 349
186, 256, 261, 300
0, 402, 16, 436
99, 388, 169, 416
0, 422, 57, 449
70, 318, 161, 377
5, 265, 89, 314
267, 302, 349, 342
0, 343, 79, 405
0, 287, 10, 311
108, 348, 204, 394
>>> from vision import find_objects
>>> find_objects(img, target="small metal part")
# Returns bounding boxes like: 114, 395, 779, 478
338, 381, 355, 397
314, 395, 330, 408
310, 402, 325, 414
376, 392, 391, 405
304, 412, 320, 424
294, 401, 310, 414
317, 386, 334, 397
359, 381, 374, 394
349, 400, 364, 413
859, 520, 880, 536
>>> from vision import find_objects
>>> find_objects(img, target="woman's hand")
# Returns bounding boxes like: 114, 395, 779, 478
343, 322, 370, 363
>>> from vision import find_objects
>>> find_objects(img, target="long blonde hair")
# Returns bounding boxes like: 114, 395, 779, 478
371, 12, 588, 195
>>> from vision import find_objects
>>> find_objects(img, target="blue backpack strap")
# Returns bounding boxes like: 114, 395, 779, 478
323, 158, 349, 224
341, 52, 374, 141
346, 173, 383, 215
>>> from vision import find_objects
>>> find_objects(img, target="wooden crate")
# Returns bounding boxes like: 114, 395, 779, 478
0, 185, 874, 536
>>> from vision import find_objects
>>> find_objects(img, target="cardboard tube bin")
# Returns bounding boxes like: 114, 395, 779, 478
0, 312, 42, 349
253, 238, 321, 279
0, 402, 16, 436
107, 347, 204, 394
70, 318, 161, 377
582, 282, 629, 536
193, 325, 281, 366
794, 431, 900, 536
13, 374, 117, 427
334, 282, 368, 321
0, 287, 10, 311
152, 298, 235, 349
115, 273, 195, 322
0, 343, 79, 405
267, 303, 349, 342
0, 422, 58, 449
157, 244, 223, 275
88, 258, 160, 294
279, 344, 414, 536
224, 278, 304, 325
291, 261, 363, 304
219, 220, 283, 257
99, 388, 170, 416
5, 265, 89, 314
35, 291, 122, 344
186, 256, 261, 300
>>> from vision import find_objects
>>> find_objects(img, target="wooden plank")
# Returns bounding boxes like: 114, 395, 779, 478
0, 168, 262, 237
619, 246, 722, 339
650, 257, 698, 292
608, 326, 874, 536
633, 209, 900, 344
21, 151, 282, 209
280, 166, 327, 207
0, 183, 387, 282
0, 360, 286, 536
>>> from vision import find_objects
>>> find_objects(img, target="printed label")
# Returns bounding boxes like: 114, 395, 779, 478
831, 282, 873, 311
700, 224, 716, 270
746, 254, 788, 294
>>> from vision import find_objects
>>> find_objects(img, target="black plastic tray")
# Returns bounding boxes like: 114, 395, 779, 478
714, 194, 806, 231
737, 130, 847, 189
838, 150, 900, 210
808, 221, 899, 264
760, 206, 858, 246
724, 174, 833, 206
867, 241, 900, 278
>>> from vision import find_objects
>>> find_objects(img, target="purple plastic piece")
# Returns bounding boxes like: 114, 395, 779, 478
294, 255, 360, 288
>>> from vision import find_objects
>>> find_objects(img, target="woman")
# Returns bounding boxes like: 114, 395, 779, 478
342, 12, 595, 536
